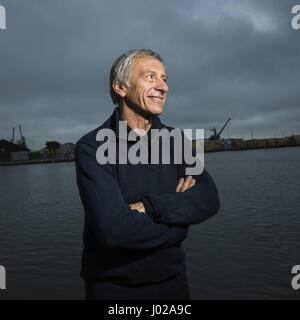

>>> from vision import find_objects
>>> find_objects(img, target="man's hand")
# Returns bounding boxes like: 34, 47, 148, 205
129, 201, 146, 213
129, 176, 195, 213
176, 176, 196, 192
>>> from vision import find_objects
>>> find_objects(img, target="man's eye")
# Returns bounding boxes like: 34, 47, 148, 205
147, 74, 153, 79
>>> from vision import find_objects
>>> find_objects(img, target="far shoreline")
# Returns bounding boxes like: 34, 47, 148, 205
1, 144, 300, 167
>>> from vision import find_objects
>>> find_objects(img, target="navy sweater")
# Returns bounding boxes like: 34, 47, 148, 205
75, 107, 220, 287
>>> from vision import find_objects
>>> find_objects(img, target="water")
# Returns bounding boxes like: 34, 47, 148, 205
0, 163, 84, 299
0, 147, 300, 299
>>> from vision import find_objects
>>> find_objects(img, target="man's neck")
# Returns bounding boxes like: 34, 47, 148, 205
118, 104, 152, 134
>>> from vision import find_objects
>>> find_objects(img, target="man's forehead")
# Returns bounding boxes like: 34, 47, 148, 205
132, 56, 166, 73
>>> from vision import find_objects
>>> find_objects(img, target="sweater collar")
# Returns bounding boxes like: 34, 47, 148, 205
111, 106, 164, 138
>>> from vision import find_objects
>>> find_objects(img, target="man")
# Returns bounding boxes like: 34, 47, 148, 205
75, 49, 220, 300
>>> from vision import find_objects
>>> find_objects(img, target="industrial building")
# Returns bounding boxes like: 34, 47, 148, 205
0, 139, 30, 162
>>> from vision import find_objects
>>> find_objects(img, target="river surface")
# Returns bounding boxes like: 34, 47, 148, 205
0, 147, 300, 299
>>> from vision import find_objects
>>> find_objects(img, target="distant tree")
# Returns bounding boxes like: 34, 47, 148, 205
46, 141, 61, 153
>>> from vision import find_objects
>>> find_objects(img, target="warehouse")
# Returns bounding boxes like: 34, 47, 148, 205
0, 139, 30, 162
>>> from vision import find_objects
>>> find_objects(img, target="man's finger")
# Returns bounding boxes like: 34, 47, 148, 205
176, 178, 184, 192
180, 176, 193, 192
189, 178, 196, 189
129, 202, 145, 213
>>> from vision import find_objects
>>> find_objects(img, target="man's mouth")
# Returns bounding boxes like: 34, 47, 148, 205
148, 96, 164, 104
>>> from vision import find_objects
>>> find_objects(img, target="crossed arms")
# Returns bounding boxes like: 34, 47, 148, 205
75, 141, 220, 250
129, 176, 196, 213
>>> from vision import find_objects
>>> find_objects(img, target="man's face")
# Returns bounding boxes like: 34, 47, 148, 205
124, 56, 169, 115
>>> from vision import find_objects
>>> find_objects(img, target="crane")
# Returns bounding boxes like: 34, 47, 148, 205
17, 125, 28, 148
209, 118, 231, 140
10, 127, 15, 143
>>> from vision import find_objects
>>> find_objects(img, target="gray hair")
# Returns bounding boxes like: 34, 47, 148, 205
109, 49, 163, 105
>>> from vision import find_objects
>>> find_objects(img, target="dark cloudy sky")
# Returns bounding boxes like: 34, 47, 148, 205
0, 0, 299, 150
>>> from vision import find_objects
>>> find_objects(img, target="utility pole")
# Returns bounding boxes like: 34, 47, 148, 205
251, 128, 254, 140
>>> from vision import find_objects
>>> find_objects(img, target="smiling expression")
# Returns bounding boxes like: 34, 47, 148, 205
124, 56, 169, 115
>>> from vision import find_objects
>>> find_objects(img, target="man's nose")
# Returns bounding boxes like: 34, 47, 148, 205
155, 78, 169, 93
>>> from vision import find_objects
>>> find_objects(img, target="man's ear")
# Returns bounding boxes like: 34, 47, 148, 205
112, 81, 127, 98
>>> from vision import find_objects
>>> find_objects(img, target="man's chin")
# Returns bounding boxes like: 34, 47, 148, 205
123, 97, 164, 117
148, 105, 164, 115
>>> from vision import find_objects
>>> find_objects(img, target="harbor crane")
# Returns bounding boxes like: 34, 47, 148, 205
15, 125, 28, 148
209, 118, 231, 140
10, 127, 15, 143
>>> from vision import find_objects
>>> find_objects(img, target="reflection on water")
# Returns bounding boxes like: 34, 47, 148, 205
0, 147, 300, 299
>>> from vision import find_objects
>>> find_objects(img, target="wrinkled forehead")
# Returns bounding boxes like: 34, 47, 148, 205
131, 56, 166, 75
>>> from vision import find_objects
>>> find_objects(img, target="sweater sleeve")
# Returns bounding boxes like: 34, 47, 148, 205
144, 134, 220, 226
75, 141, 188, 250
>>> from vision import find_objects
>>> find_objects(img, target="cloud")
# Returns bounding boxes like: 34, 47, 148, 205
0, 0, 299, 149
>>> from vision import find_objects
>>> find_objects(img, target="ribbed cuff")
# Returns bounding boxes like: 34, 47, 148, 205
142, 196, 160, 220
